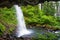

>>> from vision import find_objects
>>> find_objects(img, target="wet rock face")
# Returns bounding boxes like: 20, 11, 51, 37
0, 0, 59, 7
0, 0, 40, 8
0, 0, 39, 6
0, 0, 21, 8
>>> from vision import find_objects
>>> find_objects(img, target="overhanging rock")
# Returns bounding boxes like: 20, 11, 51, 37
0, 0, 59, 7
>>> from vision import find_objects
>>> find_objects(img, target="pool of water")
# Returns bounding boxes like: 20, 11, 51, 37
21, 27, 60, 40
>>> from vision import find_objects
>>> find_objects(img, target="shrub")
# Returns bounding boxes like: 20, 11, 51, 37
0, 7, 17, 35
21, 4, 60, 29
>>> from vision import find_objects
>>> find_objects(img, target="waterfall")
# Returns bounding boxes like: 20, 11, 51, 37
14, 5, 31, 37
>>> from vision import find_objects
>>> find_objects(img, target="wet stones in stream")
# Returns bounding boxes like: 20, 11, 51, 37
0, 34, 32, 40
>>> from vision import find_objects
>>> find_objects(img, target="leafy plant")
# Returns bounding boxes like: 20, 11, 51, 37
21, 4, 60, 29
0, 7, 17, 35
0, 23, 6, 35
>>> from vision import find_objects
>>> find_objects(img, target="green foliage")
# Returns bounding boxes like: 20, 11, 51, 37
0, 7, 17, 24
0, 7, 17, 35
45, 32, 57, 40
40, 15, 57, 25
21, 2, 60, 30
21, 4, 59, 27
21, 5, 40, 24
0, 23, 6, 35
32, 32, 57, 40
42, 1, 56, 16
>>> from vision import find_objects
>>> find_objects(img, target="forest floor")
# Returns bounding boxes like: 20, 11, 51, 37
0, 26, 60, 40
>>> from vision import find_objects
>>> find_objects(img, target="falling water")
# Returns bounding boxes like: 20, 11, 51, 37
14, 5, 31, 37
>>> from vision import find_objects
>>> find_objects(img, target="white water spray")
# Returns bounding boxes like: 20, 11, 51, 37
14, 5, 31, 37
